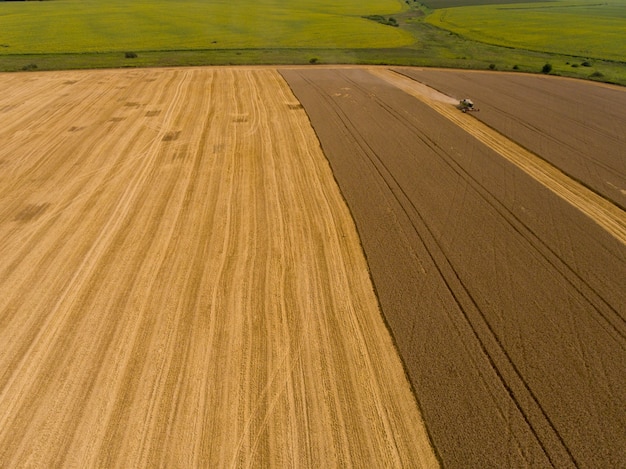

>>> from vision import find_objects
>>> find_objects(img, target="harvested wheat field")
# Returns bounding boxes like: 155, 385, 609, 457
282, 67, 626, 468
2, 65, 625, 468
0, 68, 437, 467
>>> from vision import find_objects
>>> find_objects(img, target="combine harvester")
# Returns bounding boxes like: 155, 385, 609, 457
458, 98, 479, 113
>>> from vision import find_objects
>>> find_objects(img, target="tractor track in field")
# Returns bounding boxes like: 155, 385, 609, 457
282, 66, 626, 468
370, 69, 626, 343
285, 68, 578, 467
371, 68, 626, 245
329, 68, 626, 344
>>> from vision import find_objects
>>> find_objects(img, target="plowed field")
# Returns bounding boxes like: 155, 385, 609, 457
282, 67, 626, 468
0, 68, 436, 468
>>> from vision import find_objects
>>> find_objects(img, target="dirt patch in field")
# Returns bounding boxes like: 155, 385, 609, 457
283, 67, 626, 468
13, 203, 51, 223
0, 68, 436, 468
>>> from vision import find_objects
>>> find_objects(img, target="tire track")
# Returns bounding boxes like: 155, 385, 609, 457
391, 68, 626, 209
285, 68, 577, 467
370, 69, 626, 339
331, 71, 623, 466
371, 68, 626, 245
283, 67, 626, 468
347, 70, 626, 341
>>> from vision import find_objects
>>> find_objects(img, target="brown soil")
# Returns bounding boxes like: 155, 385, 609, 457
282, 67, 626, 468
0, 68, 437, 468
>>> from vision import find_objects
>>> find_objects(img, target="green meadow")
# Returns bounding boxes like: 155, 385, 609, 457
0, 0, 625, 85
0, 0, 411, 54
425, 0, 626, 62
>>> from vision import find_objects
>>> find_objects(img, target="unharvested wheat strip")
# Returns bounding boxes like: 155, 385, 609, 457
370, 68, 626, 245
0, 68, 438, 468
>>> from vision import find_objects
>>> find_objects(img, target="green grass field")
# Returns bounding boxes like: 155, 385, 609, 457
0, 0, 625, 86
0, 0, 411, 54
425, 0, 626, 62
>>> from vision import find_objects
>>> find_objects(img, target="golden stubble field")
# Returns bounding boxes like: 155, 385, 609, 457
0, 68, 438, 467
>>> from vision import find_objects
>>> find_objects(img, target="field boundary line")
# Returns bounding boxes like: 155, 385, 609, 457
370, 68, 626, 245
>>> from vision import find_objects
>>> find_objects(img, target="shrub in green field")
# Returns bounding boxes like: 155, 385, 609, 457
542, 63, 552, 74
363, 15, 400, 27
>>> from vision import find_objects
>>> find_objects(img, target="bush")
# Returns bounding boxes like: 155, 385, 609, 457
489, 63, 496, 70
309, 57, 319, 64
21, 63, 37, 71
363, 15, 399, 27
581, 60, 592, 67
125, 52, 138, 59
590, 71, 604, 78
541, 63, 552, 74
512, 64, 519, 70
